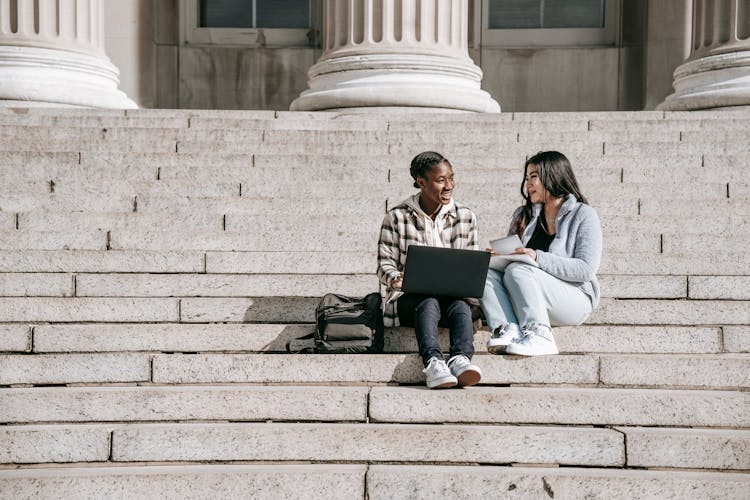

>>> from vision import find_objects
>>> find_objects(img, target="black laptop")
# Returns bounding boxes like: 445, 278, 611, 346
401, 245, 491, 298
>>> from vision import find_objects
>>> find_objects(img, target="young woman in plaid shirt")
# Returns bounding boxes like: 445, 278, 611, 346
377, 151, 482, 389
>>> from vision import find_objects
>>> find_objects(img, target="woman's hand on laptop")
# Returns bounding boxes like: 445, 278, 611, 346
391, 274, 403, 290
485, 247, 498, 256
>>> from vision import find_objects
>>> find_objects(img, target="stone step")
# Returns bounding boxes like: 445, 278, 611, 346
109, 422, 624, 466
620, 427, 750, 471
0, 386, 744, 428
605, 141, 750, 156
0, 464, 366, 499
170, 296, 750, 324
368, 386, 748, 427
0, 353, 151, 385
1, 465, 746, 500
0, 422, 623, 467
27, 323, 726, 355
0, 229, 107, 251
603, 251, 750, 275
0, 114, 190, 129
0, 424, 112, 464
0, 193, 136, 212
148, 352, 749, 389
17, 212, 223, 232
589, 118, 750, 131
0, 273, 74, 297
0, 250, 204, 273
0, 324, 31, 352
592, 298, 750, 325
0, 298, 179, 323
0, 273, 674, 300
0, 386, 368, 423
73, 273, 379, 298
367, 466, 750, 499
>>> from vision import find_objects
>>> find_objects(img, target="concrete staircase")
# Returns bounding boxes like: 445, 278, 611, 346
0, 107, 748, 499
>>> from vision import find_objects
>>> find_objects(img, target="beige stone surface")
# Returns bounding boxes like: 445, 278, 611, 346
0, 298, 179, 322
0, 464, 366, 500
32, 323, 309, 353
19, 212, 223, 233
724, 326, 750, 353
590, 299, 750, 325
112, 422, 623, 466
152, 353, 598, 385
109, 228, 377, 252
0, 230, 106, 251
597, 275, 686, 299
0, 386, 367, 423
621, 427, 750, 470
689, 276, 750, 300
387, 325, 723, 354
205, 251, 375, 274
179, 297, 319, 323
75, 273, 378, 298
600, 354, 750, 389
0, 250, 204, 273
369, 386, 748, 427
367, 465, 750, 500
0, 353, 151, 385
0, 324, 31, 352
0, 425, 111, 464
0, 273, 73, 297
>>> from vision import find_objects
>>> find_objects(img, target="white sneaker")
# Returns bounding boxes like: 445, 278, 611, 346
486, 323, 521, 354
447, 354, 482, 387
506, 323, 559, 356
423, 357, 458, 389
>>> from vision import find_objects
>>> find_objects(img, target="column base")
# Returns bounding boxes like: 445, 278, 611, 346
291, 53, 501, 113
0, 46, 136, 109
658, 51, 750, 111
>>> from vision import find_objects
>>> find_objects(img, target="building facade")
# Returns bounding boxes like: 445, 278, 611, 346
0, 0, 748, 111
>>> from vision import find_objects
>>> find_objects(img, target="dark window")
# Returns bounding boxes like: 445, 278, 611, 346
488, 0, 605, 29
200, 0, 253, 28
200, 0, 309, 29
257, 0, 309, 29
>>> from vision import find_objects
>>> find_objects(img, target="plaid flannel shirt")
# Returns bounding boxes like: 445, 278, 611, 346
377, 197, 479, 327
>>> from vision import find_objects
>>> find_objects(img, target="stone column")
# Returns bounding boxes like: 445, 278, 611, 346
0, 0, 135, 108
291, 0, 500, 113
659, 0, 750, 110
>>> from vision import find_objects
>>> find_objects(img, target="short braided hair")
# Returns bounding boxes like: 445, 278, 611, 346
410, 151, 451, 189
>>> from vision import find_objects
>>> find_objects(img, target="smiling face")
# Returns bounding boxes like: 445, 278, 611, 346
525, 163, 548, 204
417, 161, 455, 209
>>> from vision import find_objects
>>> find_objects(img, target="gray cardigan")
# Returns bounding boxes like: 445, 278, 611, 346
512, 194, 602, 308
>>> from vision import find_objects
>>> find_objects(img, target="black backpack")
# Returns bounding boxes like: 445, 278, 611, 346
287, 293, 384, 354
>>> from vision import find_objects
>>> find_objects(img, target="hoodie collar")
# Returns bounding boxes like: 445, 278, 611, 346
404, 193, 456, 227
531, 193, 577, 219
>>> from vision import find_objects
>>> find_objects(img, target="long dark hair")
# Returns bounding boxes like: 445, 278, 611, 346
514, 151, 588, 237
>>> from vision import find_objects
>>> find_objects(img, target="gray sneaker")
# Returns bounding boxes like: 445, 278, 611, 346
506, 323, 559, 356
447, 354, 482, 387
423, 357, 458, 389
486, 322, 521, 354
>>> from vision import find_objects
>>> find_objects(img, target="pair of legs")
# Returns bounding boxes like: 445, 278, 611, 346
482, 263, 592, 354
398, 294, 480, 388
398, 294, 475, 364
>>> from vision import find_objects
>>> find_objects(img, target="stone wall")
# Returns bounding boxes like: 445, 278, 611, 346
104, 0, 689, 111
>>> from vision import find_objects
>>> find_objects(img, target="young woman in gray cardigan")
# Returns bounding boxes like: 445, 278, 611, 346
481, 151, 602, 356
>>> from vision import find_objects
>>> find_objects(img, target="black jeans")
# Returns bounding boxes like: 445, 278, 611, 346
397, 294, 475, 367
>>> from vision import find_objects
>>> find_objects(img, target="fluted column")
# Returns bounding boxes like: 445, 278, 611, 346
659, 0, 750, 110
291, 0, 500, 113
0, 0, 135, 108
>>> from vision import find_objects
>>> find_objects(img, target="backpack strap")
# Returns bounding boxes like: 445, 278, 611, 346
285, 331, 316, 354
